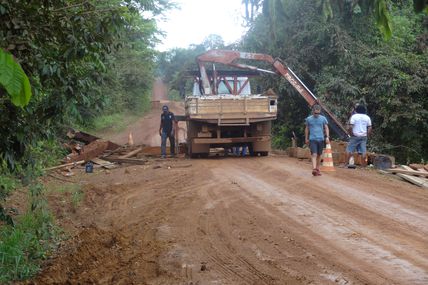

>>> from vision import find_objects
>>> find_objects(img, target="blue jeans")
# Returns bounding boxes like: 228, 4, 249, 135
161, 131, 175, 156
347, 136, 367, 155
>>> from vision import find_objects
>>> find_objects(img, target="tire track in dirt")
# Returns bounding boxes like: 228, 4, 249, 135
207, 157, 428, 284
196, 179, 279, 284
27, 152, 428, 284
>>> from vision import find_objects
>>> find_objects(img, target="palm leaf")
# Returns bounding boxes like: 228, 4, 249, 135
0, 49, 32, 107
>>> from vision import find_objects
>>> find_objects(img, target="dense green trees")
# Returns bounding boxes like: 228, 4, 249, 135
0, 0, 169, 169
159, 0, 427, 163
241, 0, 427, 162
156, 34, 227, 98
0, 1, 171, 281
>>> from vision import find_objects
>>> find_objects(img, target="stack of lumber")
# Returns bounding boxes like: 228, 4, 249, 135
384, 164, 428, 188
102, 145, 148, 165
286, 147, 311, 159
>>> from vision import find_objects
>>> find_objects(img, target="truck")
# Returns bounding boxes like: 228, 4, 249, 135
185, 50, 349, 157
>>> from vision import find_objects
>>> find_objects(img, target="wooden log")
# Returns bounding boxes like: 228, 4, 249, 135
102, 157, 148, 165
296, 147, 311, 159
47, 173, 73, 183
170, 164, 192, 168
91, 158, 117, 169
409, 164, 425, 171
396, 173, 428, 188
288, 147, 297, 158
44, 160, 85, 171
102, 146, 127, 157
119, 147, 143, 159
401, 165, 428, 175
67, 140, 113, 162
385, 168, 428, 178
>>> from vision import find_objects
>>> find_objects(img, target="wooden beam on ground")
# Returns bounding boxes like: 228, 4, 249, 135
91, 158, 117, 169
396, 173, 428, 188
170, 164, 192, 168
119, 147, 143, 159
44, 160, 85, 171
385, 168, 428, 178
409, 164, 425, 171
102, 157, 148, 165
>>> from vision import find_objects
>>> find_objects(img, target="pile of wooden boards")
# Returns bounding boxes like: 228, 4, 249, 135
45, 129, 154, 175
286, 147, 311, 159
286, 141, 395, 167
101, 146, 148, 165
65, 129, 120, 163
384, 164, 428, 188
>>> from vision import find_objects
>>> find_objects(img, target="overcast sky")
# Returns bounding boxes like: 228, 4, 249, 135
156, 0, 248, 51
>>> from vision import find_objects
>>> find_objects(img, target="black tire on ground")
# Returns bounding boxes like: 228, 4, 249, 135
259, 151, 269, 157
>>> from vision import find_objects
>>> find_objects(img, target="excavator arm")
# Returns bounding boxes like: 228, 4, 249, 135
197, 50, 349, 140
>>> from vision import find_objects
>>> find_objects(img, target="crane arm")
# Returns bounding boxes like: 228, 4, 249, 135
196, 50, 349, 139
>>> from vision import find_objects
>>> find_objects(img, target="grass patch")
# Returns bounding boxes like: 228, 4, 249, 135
0, 140, 71, 283
46, 183, 84, 208
71, 189, 84, 208
77, 112, 142, 135
0, 206, 58, 282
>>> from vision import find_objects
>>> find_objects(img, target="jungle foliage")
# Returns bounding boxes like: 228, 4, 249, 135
0, 1, 170, 281
0, 0, 170, 170
156, 34, 229, 96
240, 0, 428, 163
159, 0, 427, 163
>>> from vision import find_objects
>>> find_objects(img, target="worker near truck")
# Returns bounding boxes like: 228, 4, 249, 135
305, 104, 330, 176
346, 104, 372, 167
159, 105, 177, 158
347, 102, 363, 162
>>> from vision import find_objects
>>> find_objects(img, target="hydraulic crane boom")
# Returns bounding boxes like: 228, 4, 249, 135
197, 50, 349, 140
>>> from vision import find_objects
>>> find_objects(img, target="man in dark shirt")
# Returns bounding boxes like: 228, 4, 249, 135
159, 105, 177, 158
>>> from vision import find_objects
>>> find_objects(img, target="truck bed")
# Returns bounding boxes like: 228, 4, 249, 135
185, 94, 277, 125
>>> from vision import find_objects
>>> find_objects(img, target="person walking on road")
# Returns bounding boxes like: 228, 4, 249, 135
159, 105, 177, 158
305, 104, 330, 176
346, 104, 372, 167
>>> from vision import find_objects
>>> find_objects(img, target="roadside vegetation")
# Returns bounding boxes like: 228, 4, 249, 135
160, 0, 427, 164
0, 0, 170, 282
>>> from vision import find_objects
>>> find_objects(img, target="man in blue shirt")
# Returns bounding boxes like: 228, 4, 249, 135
305, 104, 330, 176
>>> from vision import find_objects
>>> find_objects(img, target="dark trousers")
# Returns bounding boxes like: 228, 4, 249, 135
161, 131, 175, 156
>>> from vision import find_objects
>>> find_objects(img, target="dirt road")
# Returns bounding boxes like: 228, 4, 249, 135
26, 89, 428, 284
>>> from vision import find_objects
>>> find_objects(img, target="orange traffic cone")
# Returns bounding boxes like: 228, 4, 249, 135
321, 143, 335, 172
128, 132, 134, 146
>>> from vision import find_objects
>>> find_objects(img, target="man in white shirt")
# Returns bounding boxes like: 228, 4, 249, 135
346, 104, 372, 167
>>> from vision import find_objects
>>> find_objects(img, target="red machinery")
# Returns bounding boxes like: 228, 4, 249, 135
196, 50, 349, 139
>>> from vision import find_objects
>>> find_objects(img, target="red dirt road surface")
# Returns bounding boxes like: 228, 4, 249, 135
24, 84, 428, 284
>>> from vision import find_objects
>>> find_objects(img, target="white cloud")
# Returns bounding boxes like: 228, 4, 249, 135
156, 0, 248, 51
